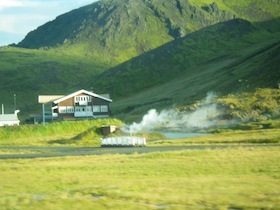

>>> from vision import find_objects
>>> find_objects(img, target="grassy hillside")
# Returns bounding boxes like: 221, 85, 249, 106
16, 0, 280, 65
93, 19, 280, 119
17, 0, 238, 63
0, 0, 279, 121
0, 46, 113, 118
0, 118, 123, 146
190, 0, 280, 21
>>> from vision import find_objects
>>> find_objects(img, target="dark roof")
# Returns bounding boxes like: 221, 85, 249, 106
53, 89, 112, 103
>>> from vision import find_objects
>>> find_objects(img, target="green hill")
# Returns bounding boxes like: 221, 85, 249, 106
17, 0, 280, 63
17, 0, 238, 63
90, 18, 280, 118
0, 0, 279, 121
0, 47, 110, 117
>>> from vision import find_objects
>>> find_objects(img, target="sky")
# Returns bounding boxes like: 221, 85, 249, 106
0, 0, 99, 46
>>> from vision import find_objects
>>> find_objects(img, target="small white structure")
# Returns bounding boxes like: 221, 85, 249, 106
0, 109, 20, 127
101, 136, 146, 147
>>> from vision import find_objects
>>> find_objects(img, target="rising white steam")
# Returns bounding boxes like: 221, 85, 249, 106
124, 109, 178, 134
122, 92, 226, 134
183, 92, 221, 129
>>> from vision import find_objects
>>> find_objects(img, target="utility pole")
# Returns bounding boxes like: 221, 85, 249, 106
42, 104, 46, 125
14, 94, 17, 111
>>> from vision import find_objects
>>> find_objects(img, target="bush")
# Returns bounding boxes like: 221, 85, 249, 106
218, 88, 280, 121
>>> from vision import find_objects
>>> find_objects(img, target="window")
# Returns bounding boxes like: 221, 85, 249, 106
75, 107, 81, 112
59, 106, 67, 113
67, 106, 74, 113
101, 105, 108, 112
75, 96, 92, 103
93, 105, 100, 113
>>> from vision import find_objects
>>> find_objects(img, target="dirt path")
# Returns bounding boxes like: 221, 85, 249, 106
0, 144, 279, 159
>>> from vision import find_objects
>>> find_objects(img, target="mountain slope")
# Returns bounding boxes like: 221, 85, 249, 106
90, 18, 280, 117
1, 0, 279, 121
92, 18, 279, 96
17, 0, 238, 63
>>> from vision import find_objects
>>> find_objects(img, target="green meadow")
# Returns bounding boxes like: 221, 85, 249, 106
0, 118, 279, 209
0, 0, 279, 208
0, 146, 279, 209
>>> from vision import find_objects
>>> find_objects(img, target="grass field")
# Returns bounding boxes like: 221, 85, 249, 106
0, 146, 279, 209
0, 118, 279, 209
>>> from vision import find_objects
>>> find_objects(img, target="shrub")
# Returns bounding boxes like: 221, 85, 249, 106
218, 88, 280, 121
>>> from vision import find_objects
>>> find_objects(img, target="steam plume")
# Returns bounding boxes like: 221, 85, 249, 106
122, 92, 226, 134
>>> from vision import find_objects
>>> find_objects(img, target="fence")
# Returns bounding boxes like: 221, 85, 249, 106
101, 136, 146, 147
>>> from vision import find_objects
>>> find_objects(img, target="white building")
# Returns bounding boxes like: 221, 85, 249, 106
0, 110, 20, 126
38, 89, 112, 123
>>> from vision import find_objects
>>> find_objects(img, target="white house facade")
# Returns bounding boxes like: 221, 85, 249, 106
39, 89, 112, 122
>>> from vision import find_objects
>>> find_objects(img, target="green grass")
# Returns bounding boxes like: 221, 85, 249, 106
216, 88, 280, 121
0, 117, 279, 209
0, 146, 279, 209
0, 46, 112, 119
190, 0, 280, 22
0, 118, 123, 146
1, 115, 279, 148
151, 128, 280, 145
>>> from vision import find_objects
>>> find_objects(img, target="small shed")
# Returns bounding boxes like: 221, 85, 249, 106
102, 125, 117, 136
0, 111, 20, 126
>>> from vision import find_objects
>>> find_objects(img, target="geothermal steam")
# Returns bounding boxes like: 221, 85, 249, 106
122, 92, 225, 134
